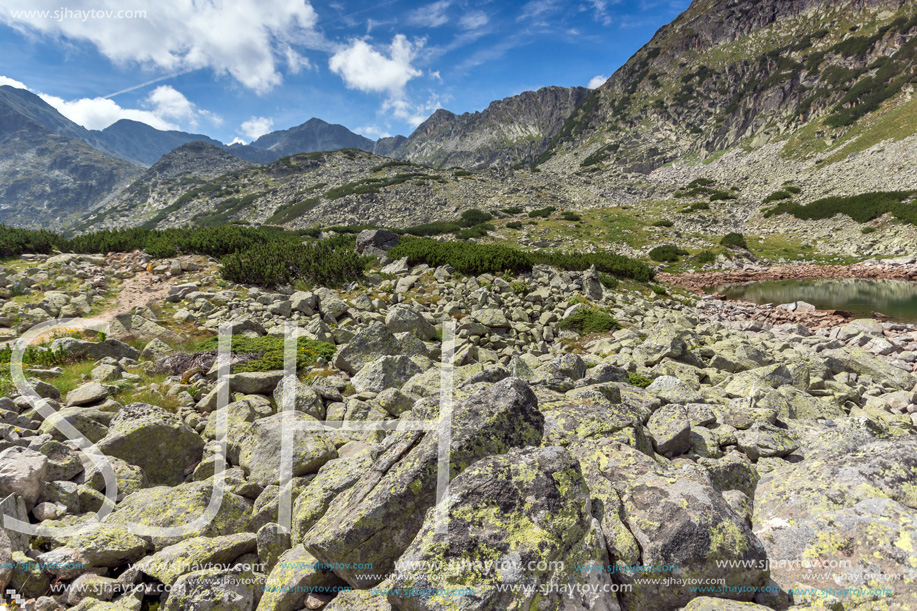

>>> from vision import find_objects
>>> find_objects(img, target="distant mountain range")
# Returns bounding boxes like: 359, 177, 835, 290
3, 0, 917, 230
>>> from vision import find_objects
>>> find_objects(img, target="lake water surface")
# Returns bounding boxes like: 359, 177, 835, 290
712, 279, 917, 323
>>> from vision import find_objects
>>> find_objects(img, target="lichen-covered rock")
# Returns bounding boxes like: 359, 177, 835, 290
305, 378, 544, 587
47, 522, 151, 568
647, 403, 691, 456
647, 375, 703, 404
105, 481, 252, 549
634, 321, 691, 366
257, 523, 290, 573
576, 441, 768, 610
164, 566, 261, 611
385, 304, 435, 340
80, 456, 147, 499
828, 346, 915, 389
352, 355, 423, 393
324, 589, 392, 610
96, 403, 204, 486
39, 407, 111, 443
237, 411, 337, 486
273, 377, 324, 419
388, 446, 620, 611
540, 395, 651, 454
753, 436, 917, 610
227, 371, 285, 395
291, 450, 376, 545
332, 322, 424, 374
255, 545, 345, 611
722, 363, 793, 396
134, 533, 257, 585
735, 422, 799, 461
0, 446, 47, 509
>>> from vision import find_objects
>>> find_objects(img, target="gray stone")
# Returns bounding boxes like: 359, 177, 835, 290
647, 403, 691, 456
65, 382, 109, 407
0, 447, 47, 509
351, 356, 423, 393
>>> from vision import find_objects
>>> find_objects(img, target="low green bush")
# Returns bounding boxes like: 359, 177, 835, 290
558, 309, 620, 335
560, 211, 582, 221
388, 237, 655, 282
528, 206, 556, 218
459, 208, 494, 227
598, 273, 619, 290
693, 250, 716, 264
500, 206, 523, 215
628, 372, 652, 388
764, 191, 917, 226
720, 232, 749, 249
649, 245, 689, 262
652, 219, 674, 227
221, 235, 368, 288
455, 224, 493, 239
506, 221, 523, 229
763, 190, 792, 203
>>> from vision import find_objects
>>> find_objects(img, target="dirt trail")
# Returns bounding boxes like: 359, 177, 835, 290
97, 271, 176, 322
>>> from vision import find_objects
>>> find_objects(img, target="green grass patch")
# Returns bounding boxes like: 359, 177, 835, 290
628, 372, 652, 388
195, 336, 336, 373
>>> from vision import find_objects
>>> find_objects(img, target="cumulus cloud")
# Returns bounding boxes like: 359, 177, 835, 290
0, 0, 318, 92
329, 35, 423, 97
0, 75, 28, 89
356, 125, 391, 139
587, 74, 608, 89
240, 116, 274, 141
408, 1, 451, 27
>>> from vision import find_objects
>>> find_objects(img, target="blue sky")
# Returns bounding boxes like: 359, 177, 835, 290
0, 0, 690, 143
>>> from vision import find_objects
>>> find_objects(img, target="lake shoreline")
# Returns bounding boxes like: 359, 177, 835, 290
659, 260, 917, 294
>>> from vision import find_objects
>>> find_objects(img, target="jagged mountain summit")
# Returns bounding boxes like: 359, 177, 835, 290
385, 86, 590, 169
537, 0, 917, 173
97, 120, 226, 167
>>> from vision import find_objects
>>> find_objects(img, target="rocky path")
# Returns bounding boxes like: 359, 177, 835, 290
96, 270, 175, 322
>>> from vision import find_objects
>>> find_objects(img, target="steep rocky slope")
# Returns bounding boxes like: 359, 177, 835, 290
78, 142, 260, 231
387, 86, 589, 169
87, 149, 655, 230
539, 0, 917, 173
0, 96, 141, 230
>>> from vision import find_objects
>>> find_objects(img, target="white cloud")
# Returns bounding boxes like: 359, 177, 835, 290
589, 0, 613, 26
329, 35, 423, 97
0, 0, 318, 93
518, 0, 559, 22
458, 11, 489, 30
3, 77, 218, 131
408, 1, 451, 27
228, 137, 246, 146
240, 116, 274, 141
356, 125, 391, 139
587, 74, 608, 89
0, 75, 28, 89
383, 93, 443, 128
